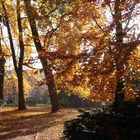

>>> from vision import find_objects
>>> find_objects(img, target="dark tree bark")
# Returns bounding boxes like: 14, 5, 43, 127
1, 1, 26, 110
0, 59, 5, 100
43, 64, 61, 112
16, 0, 26, 110
24, 0, 60, 112
0, 29, 6, 100
17, 70, 26, 109
114, 0, 125, 109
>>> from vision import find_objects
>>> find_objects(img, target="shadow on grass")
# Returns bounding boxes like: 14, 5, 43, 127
0, 108, 77, 139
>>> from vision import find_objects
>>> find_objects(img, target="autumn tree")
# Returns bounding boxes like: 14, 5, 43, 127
53, 0, 140, 105
87, 0, 140, 105
50, 0, 109, 97
0, 0, 139, 110
1, 0, 26, 109
23, 0, 59, 112
107, 0, 140, 108
23, 0, 75, 112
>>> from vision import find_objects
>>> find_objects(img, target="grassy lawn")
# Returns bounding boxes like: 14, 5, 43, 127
0, 107, 79, 140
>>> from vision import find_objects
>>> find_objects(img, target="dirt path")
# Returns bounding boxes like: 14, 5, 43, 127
0, 107, 79, 140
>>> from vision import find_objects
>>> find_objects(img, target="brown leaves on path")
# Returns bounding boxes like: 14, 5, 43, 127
0, 107, 78, 140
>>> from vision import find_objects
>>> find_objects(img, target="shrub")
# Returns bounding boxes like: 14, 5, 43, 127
63, 99, 140, 140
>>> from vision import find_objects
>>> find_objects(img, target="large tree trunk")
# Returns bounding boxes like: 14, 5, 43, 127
17, 71, 26, 110
114, 0, 125, 109
42, 59, 61, 112
24, 0, 60, 112
16, 0, 26, 110
42, 61, 60, 112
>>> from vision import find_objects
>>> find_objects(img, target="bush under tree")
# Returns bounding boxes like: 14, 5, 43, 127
63, 98, 140, 140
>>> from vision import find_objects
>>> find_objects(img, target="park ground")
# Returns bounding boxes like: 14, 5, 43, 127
0, 107, 79, 140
